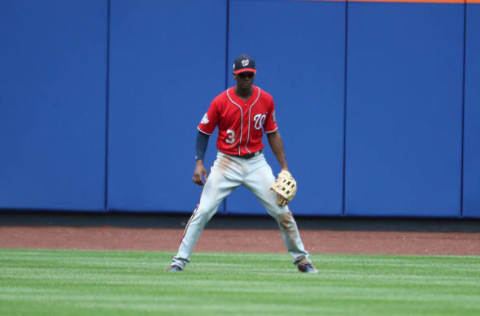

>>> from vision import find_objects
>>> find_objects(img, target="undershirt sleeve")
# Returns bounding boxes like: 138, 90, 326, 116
195, 131, 210, 161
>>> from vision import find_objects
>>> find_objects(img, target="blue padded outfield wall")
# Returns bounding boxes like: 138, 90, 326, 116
0, 0, 107, 211
107, 1, 226, 212
345, 3, 464, 217
1, 0, 479, 218
464, 4, 480, 218
226, 0, 345, 216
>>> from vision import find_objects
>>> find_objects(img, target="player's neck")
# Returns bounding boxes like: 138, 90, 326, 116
235, 86, 253, 101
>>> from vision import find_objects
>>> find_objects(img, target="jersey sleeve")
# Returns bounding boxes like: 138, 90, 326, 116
197, 98, 220, 135
263, 95, 278, 134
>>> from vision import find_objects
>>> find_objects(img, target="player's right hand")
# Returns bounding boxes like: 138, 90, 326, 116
193, 161, 208, 186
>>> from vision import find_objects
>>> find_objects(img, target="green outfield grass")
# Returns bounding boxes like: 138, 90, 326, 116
0, 249, 479, 316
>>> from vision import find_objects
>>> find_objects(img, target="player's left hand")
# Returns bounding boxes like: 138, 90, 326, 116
270, 169, 297, 206
193, 160, 208, 186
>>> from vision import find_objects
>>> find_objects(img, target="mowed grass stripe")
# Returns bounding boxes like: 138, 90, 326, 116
2, 269, 479, 288
0, 249, 479, 316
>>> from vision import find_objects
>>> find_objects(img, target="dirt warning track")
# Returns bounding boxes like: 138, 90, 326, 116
1, 212, 479, 256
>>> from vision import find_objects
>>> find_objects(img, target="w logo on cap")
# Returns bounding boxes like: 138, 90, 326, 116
233, 55, 256, 74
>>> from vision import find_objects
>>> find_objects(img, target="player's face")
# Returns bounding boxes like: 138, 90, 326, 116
234, 71, 255, 90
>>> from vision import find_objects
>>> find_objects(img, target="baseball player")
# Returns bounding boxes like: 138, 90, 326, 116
167, 55, 317, 273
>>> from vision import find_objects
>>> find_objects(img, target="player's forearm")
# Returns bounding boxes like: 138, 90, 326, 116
195, 131, 210, 162
267, 131, 288, 170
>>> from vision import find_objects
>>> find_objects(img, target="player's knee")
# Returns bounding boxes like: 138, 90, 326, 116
279, 211, 296, 230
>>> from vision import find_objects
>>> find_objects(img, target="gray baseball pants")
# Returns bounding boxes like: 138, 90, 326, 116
171, 151, 310, 269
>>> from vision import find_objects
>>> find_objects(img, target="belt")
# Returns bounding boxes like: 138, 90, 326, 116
236, 150, 262, 159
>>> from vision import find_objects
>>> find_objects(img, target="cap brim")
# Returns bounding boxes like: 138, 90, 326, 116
233, 68, 257, 74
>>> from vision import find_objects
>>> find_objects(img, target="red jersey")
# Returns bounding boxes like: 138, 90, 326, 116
198, 86, 278, 156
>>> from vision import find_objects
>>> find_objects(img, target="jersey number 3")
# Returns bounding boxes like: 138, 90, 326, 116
226, 129, 235, 144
